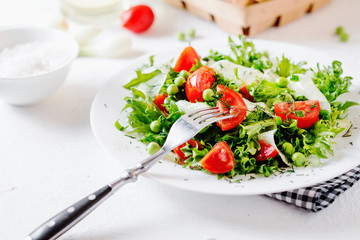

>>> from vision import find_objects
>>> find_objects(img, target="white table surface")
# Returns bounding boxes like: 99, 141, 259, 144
1, 0, 360, 239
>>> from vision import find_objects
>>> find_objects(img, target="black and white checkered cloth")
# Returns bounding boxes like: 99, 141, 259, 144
267, 165, 360, 212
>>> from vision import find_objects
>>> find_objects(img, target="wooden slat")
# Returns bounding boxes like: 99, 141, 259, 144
221, 0, 271, 7
164, 0, 332, 36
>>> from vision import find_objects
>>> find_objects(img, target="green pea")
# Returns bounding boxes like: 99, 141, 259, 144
147, 142, 161, 155
275, 77, 288, 88
202, 89, 214, 101
176, 31, 186, 41
188, 28, 196, 38
282, 142, 295, 155
174, 76, 186, 87
335, 26, 344, 35
179, 70, 189, 79
292, 152, 306, 167
167, 84, 179, 95
340, 33, 349, 42
150, 121, 161, 133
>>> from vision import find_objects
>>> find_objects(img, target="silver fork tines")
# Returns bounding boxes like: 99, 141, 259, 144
188, 106, 218, 117
198, 112, 231, 124
162, 107, 234, 152
191, 107, 219, 120
185, 107, 233, 126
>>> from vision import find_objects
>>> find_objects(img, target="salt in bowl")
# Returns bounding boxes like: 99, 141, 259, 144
0, 27, 79, 106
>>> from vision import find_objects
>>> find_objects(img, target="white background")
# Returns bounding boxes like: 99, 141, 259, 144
1, 0, 360, 239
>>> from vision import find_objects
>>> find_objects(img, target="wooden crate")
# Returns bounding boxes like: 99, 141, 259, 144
222, 0, 271, 7
164, 0, 332, 36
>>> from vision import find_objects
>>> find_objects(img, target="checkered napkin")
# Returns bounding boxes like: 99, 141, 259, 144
267, 165, 360, 212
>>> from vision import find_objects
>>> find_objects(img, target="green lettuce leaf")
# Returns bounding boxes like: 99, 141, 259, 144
123, 69, 161, 89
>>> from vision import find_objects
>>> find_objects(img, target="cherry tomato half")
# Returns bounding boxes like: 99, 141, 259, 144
200, 141, 235, 174
216, 85, 248, 131
240, 83, 254, 102
153, 93, 168, 113
173, 139, 203, 164
185, 66, 215, 103
173, 46, 200, 72
274, 100, 320, 129
121, 5, 154, 33
255, 140, 278, 162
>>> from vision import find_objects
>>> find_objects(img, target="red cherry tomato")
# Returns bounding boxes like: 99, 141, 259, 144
173, 139, 203, 164
200, 141, 235, 174
185, 66, 215, 103
121, 5, 154, 33
274, 100, 320, 129
255, 140, 278, 162
173, 46, 200, 72
153, 94, 168, 113
240, 83, 254, 101
216, 85, 248, 131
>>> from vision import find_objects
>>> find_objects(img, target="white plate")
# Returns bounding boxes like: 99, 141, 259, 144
90, 39, 360, 195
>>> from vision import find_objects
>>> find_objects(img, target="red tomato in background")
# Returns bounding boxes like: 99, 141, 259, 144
200, 141, 235, 174
121, 5, 154, 33
255, 140, 278, 162
173, 46, 200, 72
153, 93, 168, 113
173, 139, 203, 164
240, 83, 254, 101
185, 66, 215, 103
216, 85, 248, 131
274, 100, 320, 129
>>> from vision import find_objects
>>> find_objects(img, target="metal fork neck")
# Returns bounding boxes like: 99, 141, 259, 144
109, 148, 168, 191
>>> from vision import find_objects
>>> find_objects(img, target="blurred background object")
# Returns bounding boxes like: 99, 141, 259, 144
59, 0, 129, 25
164, 0, 332, 36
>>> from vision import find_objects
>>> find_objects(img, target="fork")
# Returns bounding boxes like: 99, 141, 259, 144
25, 107, 233, 240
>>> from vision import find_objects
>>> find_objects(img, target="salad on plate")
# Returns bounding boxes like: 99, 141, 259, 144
116, 36, 356, 180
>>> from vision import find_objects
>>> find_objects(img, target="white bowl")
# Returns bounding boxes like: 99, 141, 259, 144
0, 27, 79, 106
